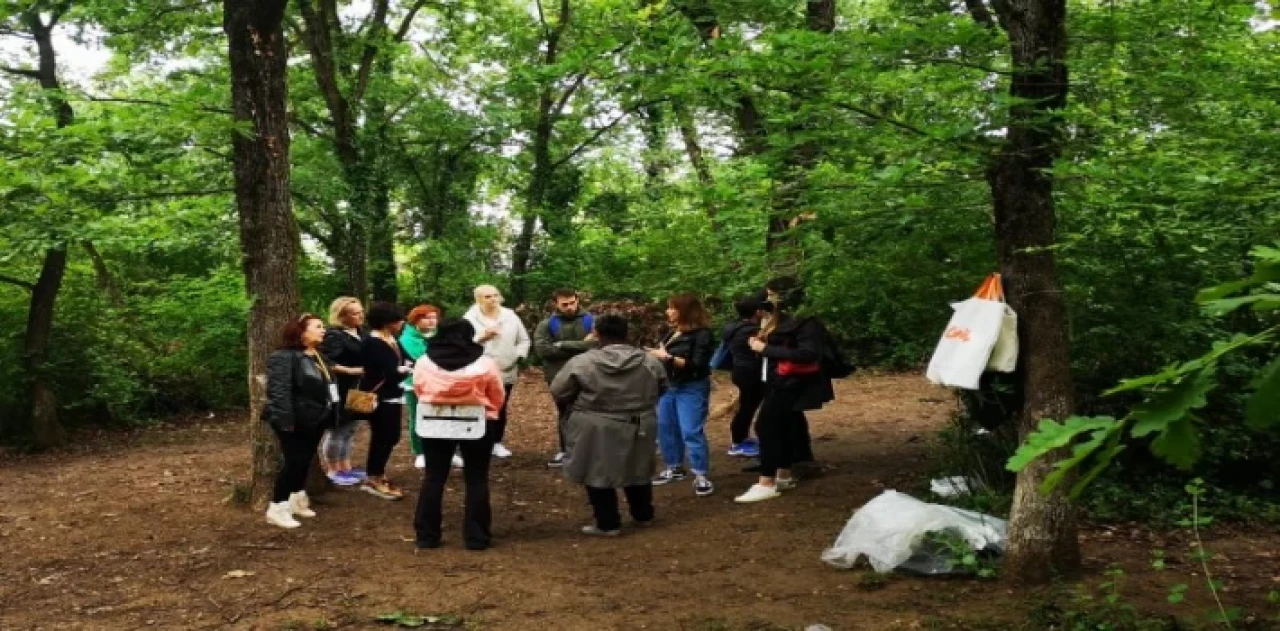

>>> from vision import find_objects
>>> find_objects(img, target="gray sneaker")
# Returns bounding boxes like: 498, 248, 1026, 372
652, 468, 687, 485
581, 525, 621, 537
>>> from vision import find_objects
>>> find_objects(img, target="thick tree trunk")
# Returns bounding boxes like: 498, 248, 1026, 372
224, 0, 301, 507
25, 248, 68, 448
16, 8, 74, 448
988, 0, 1080, 583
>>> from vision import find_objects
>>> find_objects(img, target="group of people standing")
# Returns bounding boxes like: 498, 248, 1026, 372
260, 277, 836, 547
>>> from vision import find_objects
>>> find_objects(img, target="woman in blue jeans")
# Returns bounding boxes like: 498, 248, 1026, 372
648, 293, 716, 497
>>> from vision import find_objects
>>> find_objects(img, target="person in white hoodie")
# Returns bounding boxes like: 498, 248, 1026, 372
464, 285, 530, 460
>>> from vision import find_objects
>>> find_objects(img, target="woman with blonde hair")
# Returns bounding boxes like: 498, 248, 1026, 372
318, 297, 366, 486
648, 293, 716, 497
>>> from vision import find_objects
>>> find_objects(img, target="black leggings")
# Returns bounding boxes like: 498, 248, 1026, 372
586, 484, 654, 531
272, 424, 324, 503
415, 430, 495, 548
730, 371, 765, 445
493, 384, 515, 444
755, 388, 807, 478
366, 402, 403, 477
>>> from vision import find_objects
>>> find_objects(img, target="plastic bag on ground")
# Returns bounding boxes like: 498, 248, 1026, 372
821, 490, 1007, 574
929, 476, 975, 498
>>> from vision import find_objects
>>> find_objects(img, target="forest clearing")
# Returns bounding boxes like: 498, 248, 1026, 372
3, 374, 1278, 630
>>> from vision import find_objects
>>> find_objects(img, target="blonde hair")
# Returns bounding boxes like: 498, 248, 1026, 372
328, 296, 362, 326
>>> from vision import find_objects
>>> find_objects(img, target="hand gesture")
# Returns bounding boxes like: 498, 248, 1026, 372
748, 338, 766, 353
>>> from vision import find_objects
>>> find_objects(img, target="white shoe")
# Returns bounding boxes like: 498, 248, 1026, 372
451, 454, 464, 469
775, 477, 797, 491
266, 501, 301, 528
414, 455, 426, 469
734, 484, 782, 504
492, 443, 512, 458
288, 491, 316, 518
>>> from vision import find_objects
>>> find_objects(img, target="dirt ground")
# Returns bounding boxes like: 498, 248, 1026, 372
2, 372, 1277, 630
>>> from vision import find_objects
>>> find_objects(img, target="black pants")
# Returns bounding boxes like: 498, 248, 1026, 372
586, 484, 654, 531
756, 388, 808, 478
555, 398, 571, 453
366, 401, 403, 477
271, 423, 325, 503
415, 431, 495, 549
730, 371, 765, 445
493, 383, 515, 444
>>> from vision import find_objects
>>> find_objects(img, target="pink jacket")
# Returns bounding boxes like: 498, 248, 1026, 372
413, 356, 507, 420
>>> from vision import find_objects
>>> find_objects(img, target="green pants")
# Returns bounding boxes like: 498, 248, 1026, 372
406, 391, 422, 456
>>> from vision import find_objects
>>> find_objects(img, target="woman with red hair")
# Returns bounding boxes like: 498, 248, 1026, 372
401, 304, 441, 469
263, 314, 338, 528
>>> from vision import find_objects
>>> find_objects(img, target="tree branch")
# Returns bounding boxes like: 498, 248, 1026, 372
0, 274, 35, 291
80, 95, 234, 115
760, 84, 931, 137
1, 65, 42, 79
352, 0, 390, 106
550, 98, 667, 171
99, 188, 235, 203
963, 0, 999, 30
394, 0, 429, 42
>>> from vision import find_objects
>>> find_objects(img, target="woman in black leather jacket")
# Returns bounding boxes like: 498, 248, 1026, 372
264, 313, 338, 529
647, 293, 716, 497
735, 278, 834, 504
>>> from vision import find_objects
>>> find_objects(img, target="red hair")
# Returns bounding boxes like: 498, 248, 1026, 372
407, 304, 441, 325
280, 313, 324, 349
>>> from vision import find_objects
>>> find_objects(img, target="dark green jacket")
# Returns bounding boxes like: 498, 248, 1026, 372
533, 311, 595, 383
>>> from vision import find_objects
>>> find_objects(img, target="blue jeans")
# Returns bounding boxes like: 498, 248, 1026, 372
657, 379, 711, 475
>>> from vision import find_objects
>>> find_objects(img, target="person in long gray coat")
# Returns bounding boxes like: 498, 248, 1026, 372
549, 314, 668, 536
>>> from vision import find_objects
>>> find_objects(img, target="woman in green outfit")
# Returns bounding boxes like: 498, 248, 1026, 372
401, 304, 441, 469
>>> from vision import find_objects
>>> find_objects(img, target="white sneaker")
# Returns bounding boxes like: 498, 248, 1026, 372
288, 491, 316, 518
451, 454, 464, 469
734, 484, 782, 504
266, 501, 301, 528
775, 477, 797, 491
492, 443, 512, 458
414, 455, 426, 469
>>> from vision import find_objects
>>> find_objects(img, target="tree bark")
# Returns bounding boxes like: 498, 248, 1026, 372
13, 6, 74, 448
987, 0, 1080, 583
672, 100, 713, 187
224, 0, 301, 507
511, 0, 569, 307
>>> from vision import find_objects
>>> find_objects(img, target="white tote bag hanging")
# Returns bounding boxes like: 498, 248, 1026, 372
416, 402, 487, 440
926, 274, 1016, 390
984, 276, 1018, 373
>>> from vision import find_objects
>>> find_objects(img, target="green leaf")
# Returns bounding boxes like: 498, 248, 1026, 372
1007, 416, 1118, 473
1130, 367, 1216, 438
1150, 414, 1202, 470
1245, 354, 1280, 430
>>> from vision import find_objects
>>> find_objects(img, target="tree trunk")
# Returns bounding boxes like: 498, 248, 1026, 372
511, 56, 559, 307
16, 8, 75, 448
25, 248, 68, 448
988, 0, 1080, 583
366, 62, 398, 303
224, 0, 301, 507
673, 100, 713, 187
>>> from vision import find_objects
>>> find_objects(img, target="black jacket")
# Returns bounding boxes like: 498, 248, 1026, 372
320, 327, 363, 397
720, 319, 761, 377
659, 327, 714, 384
265, 349, 336, 430
361, 333, 406, 400
761, 315, 835, 411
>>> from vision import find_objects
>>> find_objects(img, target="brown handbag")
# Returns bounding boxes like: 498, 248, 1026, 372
344, 379, 383, 414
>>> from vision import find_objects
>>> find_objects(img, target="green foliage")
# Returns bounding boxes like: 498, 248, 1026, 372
1009, 244, 1280, 496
